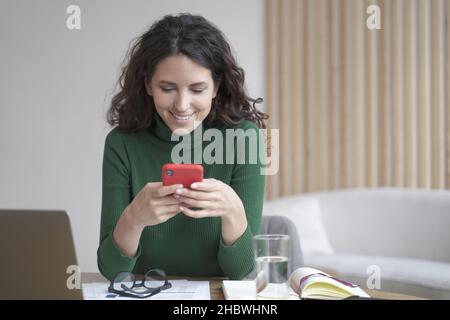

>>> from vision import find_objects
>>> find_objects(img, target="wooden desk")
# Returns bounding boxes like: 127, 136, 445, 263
82, 273, 426, 300
364, 289, 427, 300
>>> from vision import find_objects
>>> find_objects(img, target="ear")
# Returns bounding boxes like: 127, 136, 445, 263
212, 85, 219, 99
145, 78, 153, 96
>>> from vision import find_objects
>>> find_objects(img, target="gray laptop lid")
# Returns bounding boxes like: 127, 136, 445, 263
0, 209, 84, 299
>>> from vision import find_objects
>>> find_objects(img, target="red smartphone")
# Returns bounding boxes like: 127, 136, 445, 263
162, 163, 204, 188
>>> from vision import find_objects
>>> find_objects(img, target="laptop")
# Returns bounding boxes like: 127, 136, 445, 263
0, 209, 84, 299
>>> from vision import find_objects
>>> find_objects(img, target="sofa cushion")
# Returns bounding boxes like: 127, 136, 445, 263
263, 196, 334, 256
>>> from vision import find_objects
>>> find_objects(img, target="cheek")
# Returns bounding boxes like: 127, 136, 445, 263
152, 93, 173, 110
196, 97, 213, 113
194, 93, 215, 111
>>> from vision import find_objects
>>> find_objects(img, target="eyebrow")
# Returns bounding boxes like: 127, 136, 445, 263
158, 81, 208, 87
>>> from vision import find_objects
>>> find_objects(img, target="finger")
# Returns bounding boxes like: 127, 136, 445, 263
156, 183, 184, 197
158, 196, 181, 206
156, 210, 180, 224
177, 196, 211, 209
190, 179, 223, 192
174, 199, 197, 209
175, 188, 212, 200
179, 206, 212, 218
178, 202, 190, 208
157, 203, 181, 215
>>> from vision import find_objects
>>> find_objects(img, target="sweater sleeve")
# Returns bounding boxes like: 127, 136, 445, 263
217, 121, 266, 279
97, 129, 141, 281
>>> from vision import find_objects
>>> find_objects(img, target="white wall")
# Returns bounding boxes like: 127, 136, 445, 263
0, 0, 264, 272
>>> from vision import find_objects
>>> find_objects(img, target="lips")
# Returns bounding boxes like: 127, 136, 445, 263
170, 111, 195, 121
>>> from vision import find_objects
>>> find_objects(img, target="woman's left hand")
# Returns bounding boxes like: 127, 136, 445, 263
174, 178, 245, 219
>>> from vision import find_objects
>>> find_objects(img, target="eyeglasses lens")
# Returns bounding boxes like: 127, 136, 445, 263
112, 272, 134, 291
145, 270, 166, 289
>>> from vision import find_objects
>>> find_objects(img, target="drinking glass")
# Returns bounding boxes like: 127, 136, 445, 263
253, 234, 290, 299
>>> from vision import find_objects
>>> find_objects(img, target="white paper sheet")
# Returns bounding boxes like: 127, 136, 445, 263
222, 280, 299, 300
82, 280, 210, 300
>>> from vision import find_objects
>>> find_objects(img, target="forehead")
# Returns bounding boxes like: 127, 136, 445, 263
151, 54, 213, 84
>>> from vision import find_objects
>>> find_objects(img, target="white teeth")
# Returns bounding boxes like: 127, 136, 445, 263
172, 112, 194, 121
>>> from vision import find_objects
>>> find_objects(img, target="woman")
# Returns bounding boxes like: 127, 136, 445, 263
97, 13, 268, 281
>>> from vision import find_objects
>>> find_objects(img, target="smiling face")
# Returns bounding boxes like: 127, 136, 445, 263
145, 54, 218, 134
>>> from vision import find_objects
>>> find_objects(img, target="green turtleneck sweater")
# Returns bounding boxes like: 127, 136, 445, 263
97, 114, 266, 281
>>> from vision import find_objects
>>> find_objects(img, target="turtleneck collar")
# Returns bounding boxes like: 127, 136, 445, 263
150, 112, 204, 149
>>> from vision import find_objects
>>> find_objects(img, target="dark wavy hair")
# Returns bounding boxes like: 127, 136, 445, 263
107, 13, 268, 132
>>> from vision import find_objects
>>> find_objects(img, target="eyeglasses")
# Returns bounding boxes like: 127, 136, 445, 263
108, 269, 172, 299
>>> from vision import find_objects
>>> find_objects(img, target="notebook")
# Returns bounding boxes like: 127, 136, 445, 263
223, 266, 370, 300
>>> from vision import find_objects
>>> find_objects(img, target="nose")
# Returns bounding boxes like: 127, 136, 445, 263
174, 91, 191, 113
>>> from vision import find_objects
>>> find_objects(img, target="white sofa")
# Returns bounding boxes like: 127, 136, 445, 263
263, 188, 450, 299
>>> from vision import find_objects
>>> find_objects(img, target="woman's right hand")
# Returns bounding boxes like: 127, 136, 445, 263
125, 182, 183, 229
113, 182, 183, 258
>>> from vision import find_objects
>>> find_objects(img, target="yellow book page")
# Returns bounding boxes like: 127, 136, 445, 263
302, 282, 352, 299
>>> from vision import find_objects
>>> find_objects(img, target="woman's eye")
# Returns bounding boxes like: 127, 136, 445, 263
160, 87, 204, 94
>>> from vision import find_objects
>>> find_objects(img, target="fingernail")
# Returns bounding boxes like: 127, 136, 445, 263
191, 183, 197, 189
179, 206, 184, 211
174, 194, 180, 199
176, 188, 184, 194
